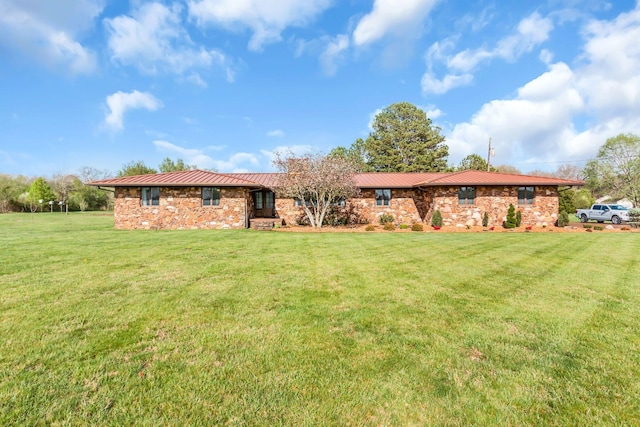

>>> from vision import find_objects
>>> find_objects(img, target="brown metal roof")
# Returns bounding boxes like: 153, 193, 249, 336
227, 173, 280, 187
354, 173, 447, 188
89, 169, 583, 188
88, 169, 263, 187
415, 170, 584, 186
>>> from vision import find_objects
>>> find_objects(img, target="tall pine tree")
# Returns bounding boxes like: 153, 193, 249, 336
365, 102, 448, 172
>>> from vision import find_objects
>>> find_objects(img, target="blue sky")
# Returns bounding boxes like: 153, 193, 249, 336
1, 0, 639, 177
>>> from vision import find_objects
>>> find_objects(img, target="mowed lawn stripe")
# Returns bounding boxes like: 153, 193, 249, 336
1, 213, 639, 425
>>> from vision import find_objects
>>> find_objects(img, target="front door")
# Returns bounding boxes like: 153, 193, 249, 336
253, 190, 275, 217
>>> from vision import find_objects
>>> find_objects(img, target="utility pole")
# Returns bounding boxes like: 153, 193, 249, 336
487, 138, 495, 172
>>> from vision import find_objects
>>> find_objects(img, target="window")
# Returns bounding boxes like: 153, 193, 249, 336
202, 187, 221, 206
141, 187, 159, 206
458, 186, 475, 205
375, 189, 391, 206
518, 186, 534, 205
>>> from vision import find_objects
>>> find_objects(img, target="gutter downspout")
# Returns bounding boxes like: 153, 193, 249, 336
244, 189, 249, 229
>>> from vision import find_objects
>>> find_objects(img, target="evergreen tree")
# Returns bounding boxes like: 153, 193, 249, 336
365, 102, 448, 172
504, 204, 517, 229
117, 161, 157, 177
158, 158, 195, 173
431, 210, 443, 227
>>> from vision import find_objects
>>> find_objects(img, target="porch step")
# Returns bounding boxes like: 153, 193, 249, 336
250, 218, 283, 230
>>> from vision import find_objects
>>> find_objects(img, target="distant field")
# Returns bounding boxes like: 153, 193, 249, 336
1, 213, 639, 426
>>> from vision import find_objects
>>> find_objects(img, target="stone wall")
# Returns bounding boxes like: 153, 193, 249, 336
114, 187, 249, 229
113, 185, 561, 229
352, 189, 424, 225
273, 189, 425, 226
431, 185, 559, 227
275, 198, 298, 225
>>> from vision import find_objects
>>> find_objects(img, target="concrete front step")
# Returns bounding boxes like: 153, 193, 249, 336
250, 218, 284, 230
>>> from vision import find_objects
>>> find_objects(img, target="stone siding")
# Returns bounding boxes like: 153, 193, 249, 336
352, 189, 424, 225
113, 185, 560, 229
275, 198, 299, 225
273, 189, 425, 226
113, 187, 249, 229
432, 185, 559, 227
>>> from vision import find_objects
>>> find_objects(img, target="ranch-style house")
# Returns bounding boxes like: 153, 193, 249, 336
89, 169, 583, 230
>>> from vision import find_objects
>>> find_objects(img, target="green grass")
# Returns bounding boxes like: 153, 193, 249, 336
1, 213, 639, 426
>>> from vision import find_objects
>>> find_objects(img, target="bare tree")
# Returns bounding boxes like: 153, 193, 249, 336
51, 173, 76, 214
78, 166, 113, 183
272, 152, 359, 228
493, 164, 522, 174
527, 169, 555, 177
554, 164, 583, 180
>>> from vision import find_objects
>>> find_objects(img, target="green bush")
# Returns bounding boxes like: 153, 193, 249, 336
365, 224, 375, 231
399, 224, 409, 229
504, 204, 517, 229
379, 213, 394, 225
557, 211, 570, 227
558, 187, 576, 217
431, 210, 443, 227
383, 222, 395, 231
482, 212, 489, 227
515, 210, 522, 227
573, 188, 595, 209
629, 208, 640, 228
583, 224, 592, 229
411, 223, 423, 231
594, 225, 604, 231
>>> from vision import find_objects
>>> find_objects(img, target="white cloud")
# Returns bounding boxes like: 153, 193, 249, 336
186, 73, 208, 88
577, 5, 640, 121
319, 34, 350, 76
421, 105, 443, 120
446, 62, 585, 164
0, 0, 102, 73
188, 0, 333, 51
104, 91, 162, 131
267, 130, 285, 137
447, 12, 553, 73
153, 140, 260, 172
421, 72, 473, 95
432, 6, 640, 170
105, 2, 233, 81
367, 108, 383, 131
422, 12, 553, 95
352, 0, 439, 46
539, 49, 554, 64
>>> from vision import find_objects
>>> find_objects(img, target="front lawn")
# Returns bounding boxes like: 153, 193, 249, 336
1, 213, 639, 425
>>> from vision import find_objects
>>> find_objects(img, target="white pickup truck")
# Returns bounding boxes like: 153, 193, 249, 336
575, 204, 630, 224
